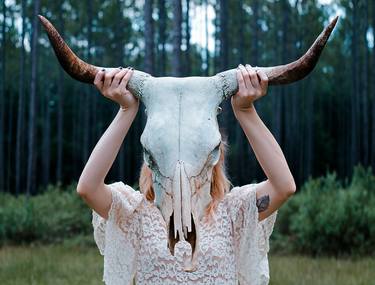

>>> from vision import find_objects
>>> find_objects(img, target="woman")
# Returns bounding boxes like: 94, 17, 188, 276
77, 64, 296, 285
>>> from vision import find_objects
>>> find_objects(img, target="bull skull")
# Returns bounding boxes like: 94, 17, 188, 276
39, 15, 338, 270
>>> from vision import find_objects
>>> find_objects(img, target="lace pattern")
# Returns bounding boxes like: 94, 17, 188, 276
225, 183, 278, 285
92, 182, 277, 285
92, 182, 143, 285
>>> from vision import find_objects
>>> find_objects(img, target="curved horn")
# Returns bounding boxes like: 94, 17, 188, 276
38, 15, 150, 97
217, 16, 339, 99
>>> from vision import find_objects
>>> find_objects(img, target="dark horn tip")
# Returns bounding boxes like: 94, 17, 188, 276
38, 15, 50, 28
38, 15, 46, 22
330, 15, 339, 28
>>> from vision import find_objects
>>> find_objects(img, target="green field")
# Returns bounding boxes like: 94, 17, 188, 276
0, 245, 374, 285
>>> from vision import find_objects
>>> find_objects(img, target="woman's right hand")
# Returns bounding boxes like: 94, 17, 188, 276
94, 67, 139, 111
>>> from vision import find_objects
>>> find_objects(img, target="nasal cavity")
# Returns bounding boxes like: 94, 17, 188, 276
168, 213, 196, 256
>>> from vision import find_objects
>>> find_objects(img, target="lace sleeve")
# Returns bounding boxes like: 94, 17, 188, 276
225, 183, 278, 285
91, 181, 144, 285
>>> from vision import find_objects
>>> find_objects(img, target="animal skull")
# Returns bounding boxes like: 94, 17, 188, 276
38, 15, 338, 271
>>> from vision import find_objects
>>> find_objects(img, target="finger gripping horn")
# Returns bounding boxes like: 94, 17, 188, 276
217, 16, 339, 99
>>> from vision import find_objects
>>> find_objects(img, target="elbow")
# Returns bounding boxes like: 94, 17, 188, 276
76, 179, 91, 197
282, 177, 296, 198
76, 176, 102, 197
273, 176, 296, 200
269, 176, 296, 200
76, 183, 87, 197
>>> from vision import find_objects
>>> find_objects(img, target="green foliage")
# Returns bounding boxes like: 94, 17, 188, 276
0, 183, 92, 246
1, 167, 374, 258
272, 165, 375, 257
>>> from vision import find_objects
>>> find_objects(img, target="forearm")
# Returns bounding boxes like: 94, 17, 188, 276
78, 106, 138, 190
234, 105, 295, 193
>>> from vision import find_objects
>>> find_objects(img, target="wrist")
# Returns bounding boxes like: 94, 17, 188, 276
233, 103, 256, 117
119, 104, 129, 111
119, 101, 139, 111
118, 104, 138, 115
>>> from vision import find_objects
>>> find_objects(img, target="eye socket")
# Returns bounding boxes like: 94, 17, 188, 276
209, 142, 221, 165
213, 142, 220, 153
143, 148, 157, 168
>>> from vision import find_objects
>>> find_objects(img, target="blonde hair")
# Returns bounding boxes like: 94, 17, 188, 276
139, 139, 231, 217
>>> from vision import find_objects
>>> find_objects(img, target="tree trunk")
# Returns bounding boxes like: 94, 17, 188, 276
26, 0, 41, 196
204, 0, 210, 75
251, 0, 259, 65
16, 0, 26, 195
350, 0, 359, 170
219, 0, 228, 70
172, 0, 182, 76
0, 1, 6, 192
305, 77, 314, 179
185, 0, 191, 76
6, 7, 18, 192
362, 0, 369, 166
158, 0, 167, 76
56, 2, 65, 184
371, 0, 375, 170
237, 0, 244, 64
6, 68, 14, 193
145, 0, 155, 74
42, 89, 51, 187
213, 1, 221, 73
72, 86, 80, 177
83, 0, 93, 164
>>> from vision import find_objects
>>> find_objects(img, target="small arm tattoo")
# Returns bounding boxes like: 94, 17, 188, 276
256, 194, 270, 213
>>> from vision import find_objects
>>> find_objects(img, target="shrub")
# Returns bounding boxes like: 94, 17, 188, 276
1, 166, 374, 257
272, 165, 375, 257
0, 183, 92, 246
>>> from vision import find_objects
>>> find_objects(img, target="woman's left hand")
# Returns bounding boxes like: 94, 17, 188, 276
231, 64, 268, 112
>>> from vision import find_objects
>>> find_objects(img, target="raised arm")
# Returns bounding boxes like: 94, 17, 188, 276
231, 64, 296, 222
76, 67, 138, 220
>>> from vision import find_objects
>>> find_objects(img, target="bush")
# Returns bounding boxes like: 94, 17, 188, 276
1, 166, 374, 257
0, 183, 92, 246
272, 165, 375, 257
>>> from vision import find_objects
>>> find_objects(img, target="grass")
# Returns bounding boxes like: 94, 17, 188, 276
0, 244, 102, 285
269, 255, 375, 285
0, 244, 374, 285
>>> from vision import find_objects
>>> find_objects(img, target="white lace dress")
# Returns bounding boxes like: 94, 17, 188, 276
92, 181, 278, 285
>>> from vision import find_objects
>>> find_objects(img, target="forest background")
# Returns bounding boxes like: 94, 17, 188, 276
0, 1, 375, 283
0, 0, 374, 194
